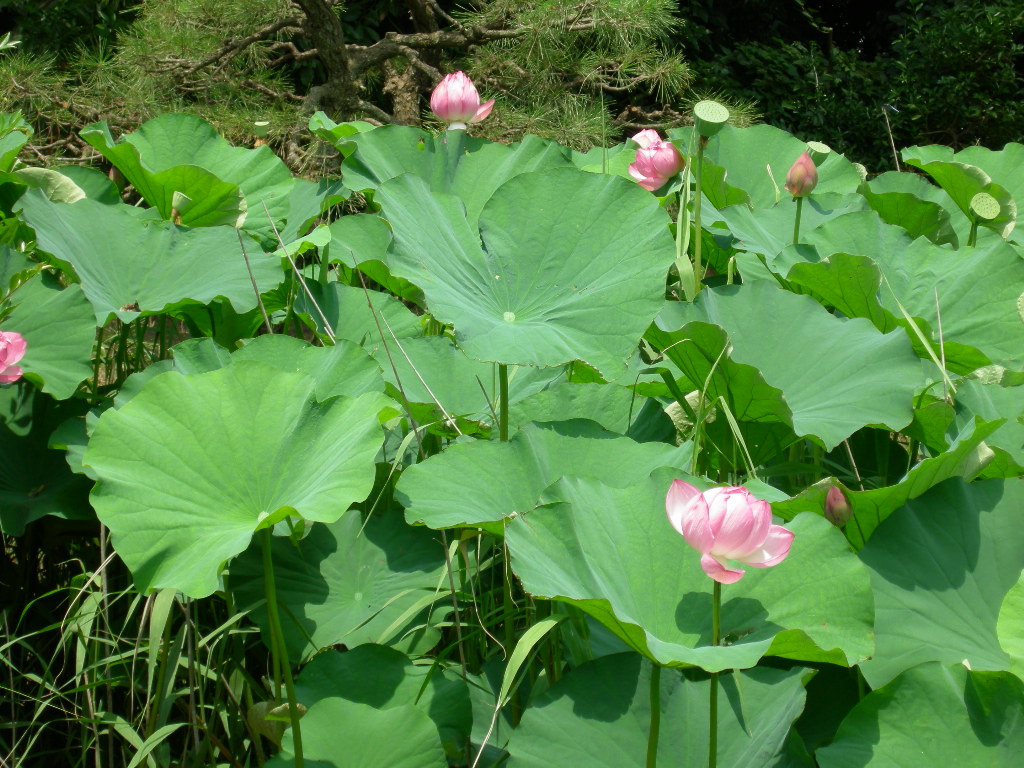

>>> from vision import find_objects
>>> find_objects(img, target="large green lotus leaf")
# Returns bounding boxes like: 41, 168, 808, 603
0, 112, 31, 172
856, 478, 1024, 689
953, 379, 1024, 471
0, 384, 92, 535
372, 336, 562, 427
149, 164, 246, 228
292, 644, 471, 749
903, 145, 1018, 239
705, 124, 863, 208
56, 165, 121, 205
269, 699, 447, 768
713, 194, 868, 259
773, 416, 1003, 547
228, 510, 447, 662
397, 420, 692, 530
508, 380, 668, 438
377, 168, 676, 376
802, 211, 1024, 372
507, 653, 809, 768
81, 113, 294, 235
655, 281, 920, 450
997, 572, 1024, 680
817, 662, 1024, 768
275, 177, 349, 245
326, 213, 392, 268
83, 362, 393, 597
11, 167, 87, 204
320, 123, 569, 223
647, 318, 795, 425
323, 214, 422, 305
784, 252, 991, 374
295, 282, 422, 347
166, 335, 385, 401
6, 272, 94, 400
507, 474, 874, 671
859, 171, 958, 246
19, 191, 284, 323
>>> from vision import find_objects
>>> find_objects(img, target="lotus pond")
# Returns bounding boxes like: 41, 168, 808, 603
1, 104, 1022, 767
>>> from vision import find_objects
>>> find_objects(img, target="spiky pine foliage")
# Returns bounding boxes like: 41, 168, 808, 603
459, 0, 695, 147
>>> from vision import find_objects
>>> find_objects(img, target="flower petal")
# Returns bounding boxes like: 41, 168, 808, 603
631, 129, 662, 149
471, 99, 494, 123
0, 366, 23, 383
700, 553, 745, 584
739, 525, 794, 568
667, 483, 714, 554
718, 496, 772, 559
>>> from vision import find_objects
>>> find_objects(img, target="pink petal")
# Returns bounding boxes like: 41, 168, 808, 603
671, 488, 715, 555
471, 99, 494, 123
0, 366, 23, 383
631, 129, 662, 149
740, 525, 794, 568
718, 497, 772, 559
700, 553, 745, 584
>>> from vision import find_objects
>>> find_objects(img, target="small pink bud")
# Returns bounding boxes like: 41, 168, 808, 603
429, 71, 494, 130
628, 130, 684, 193
0, 331, 27, 383
785, 151, 818, 197
824, 486, 852, 527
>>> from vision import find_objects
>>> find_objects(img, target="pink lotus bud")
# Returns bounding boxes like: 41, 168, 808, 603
628, 130, 684, 193
824, 486, 852, 527
429, 71, 494, 130
785, 151, 818, 197
0, 331, 26, 383
666, 480, 794, 584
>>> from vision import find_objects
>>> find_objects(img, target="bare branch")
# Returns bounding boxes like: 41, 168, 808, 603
182, 16, 302, 75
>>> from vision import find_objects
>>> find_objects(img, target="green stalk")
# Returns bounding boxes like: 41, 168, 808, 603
646, 663, 661, 768
441, 128, 467, 192
709, 580, 721, 768
792, 196, 804, 245
967, 218, 979, 248
261, 529, 303, 767
693, 138, 706, 295
675, 157, 695, 300
499, 363, 509, 443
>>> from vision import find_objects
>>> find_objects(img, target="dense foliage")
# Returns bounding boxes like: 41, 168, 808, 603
0, 88, 1022, 765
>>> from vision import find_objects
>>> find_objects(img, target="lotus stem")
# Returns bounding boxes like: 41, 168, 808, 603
709, 580, 721, 768
647, 663, 661, 768
499, 363, 509, 442
693, 138, 706, 296
261, 529, 304, 768
792, 196, 804, 245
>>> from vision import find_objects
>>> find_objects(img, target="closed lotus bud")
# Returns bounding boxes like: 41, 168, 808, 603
785, 151, 818, 197
429, 71, 494, 130
824, 485, 852, 527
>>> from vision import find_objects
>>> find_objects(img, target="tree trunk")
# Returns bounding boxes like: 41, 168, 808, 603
291, 0, 360, 119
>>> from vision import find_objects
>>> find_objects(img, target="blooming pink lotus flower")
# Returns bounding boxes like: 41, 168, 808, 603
666, 480, 794, 584
0, 331, 26, 383
628, 130, 684, 192
430, 71, 494, 129
785, 151, 818, 197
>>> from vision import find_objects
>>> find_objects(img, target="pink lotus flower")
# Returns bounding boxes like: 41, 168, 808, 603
0, 331, 26, 383
785, 151, 817, 197
666, 480, 793, 584
628, 130, 684, 192
430, 71, 494, 129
